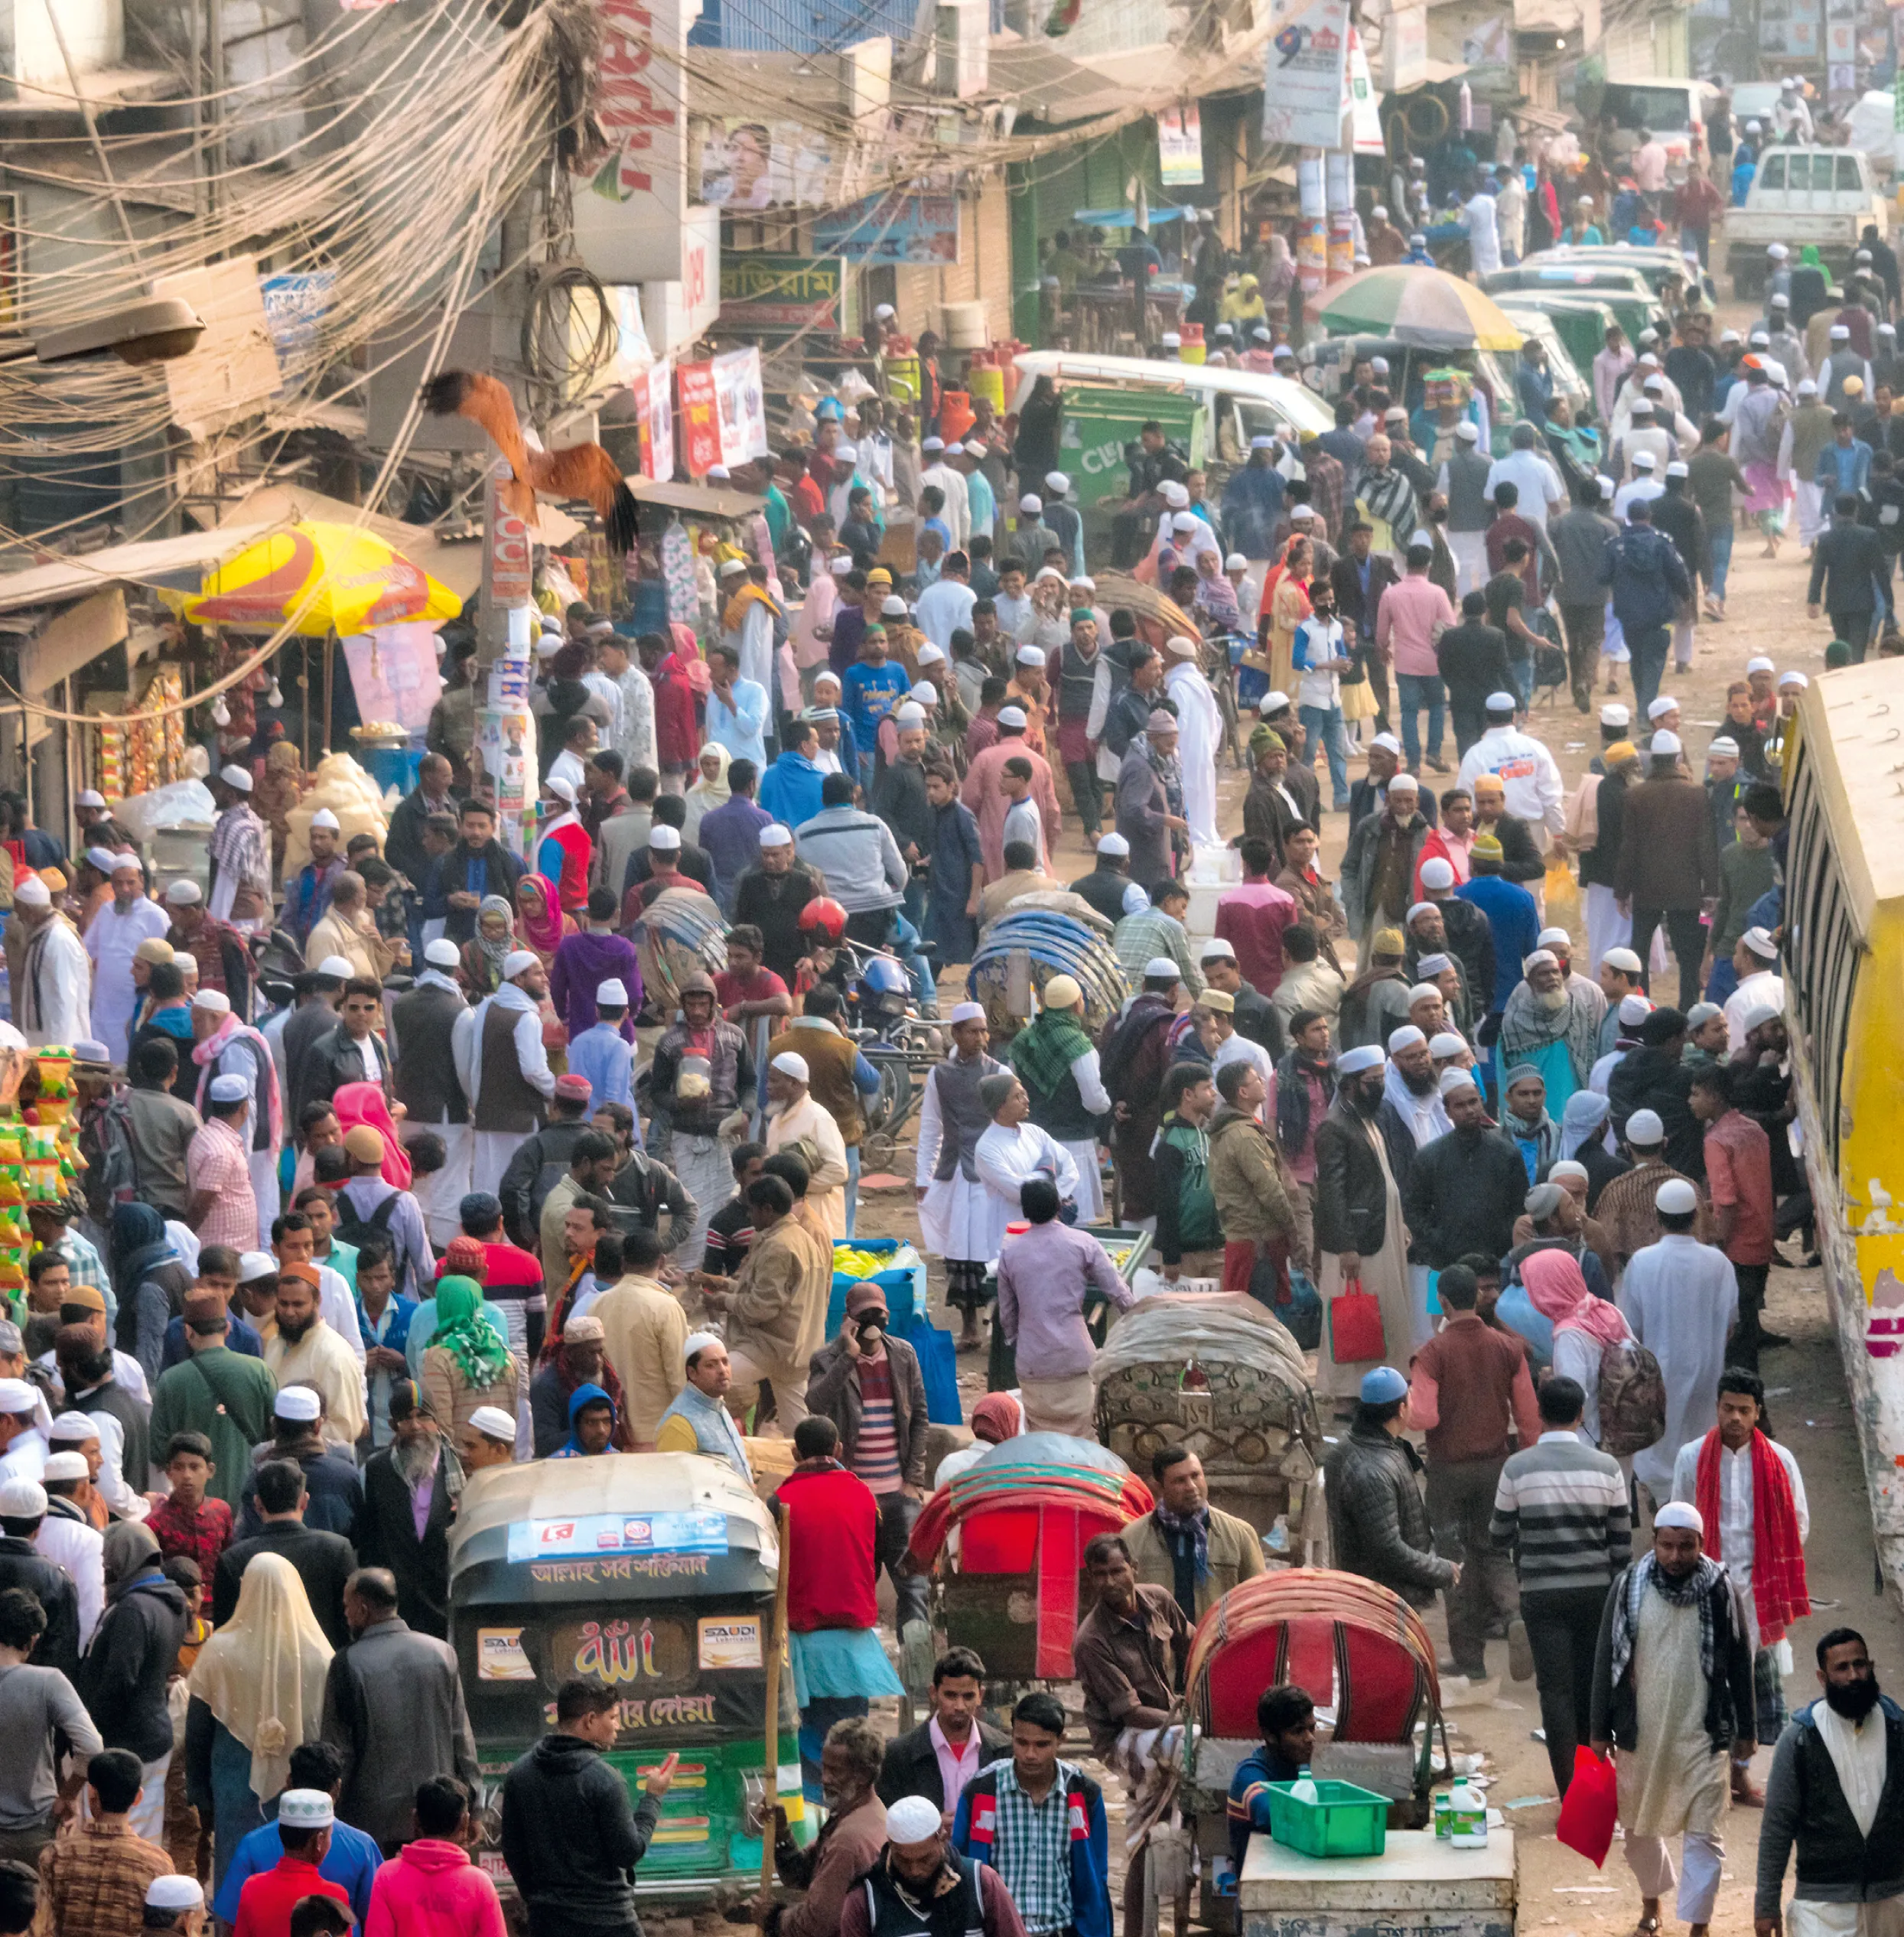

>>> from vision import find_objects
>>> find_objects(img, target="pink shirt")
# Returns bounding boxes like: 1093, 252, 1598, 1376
1213, 881, 1300, 993
187, 1117, 257, 1250
1374, 573, 1457, 677
930, 1715, 984, 1807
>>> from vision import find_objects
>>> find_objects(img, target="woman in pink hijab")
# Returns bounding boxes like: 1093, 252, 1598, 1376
1521, 1248, 1632, 1449
332, 1080, 412, 1190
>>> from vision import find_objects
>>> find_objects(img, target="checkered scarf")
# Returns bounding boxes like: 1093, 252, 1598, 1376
1608, 1552, 1725, 1689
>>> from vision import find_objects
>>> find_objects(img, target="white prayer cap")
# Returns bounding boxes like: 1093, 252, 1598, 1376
467, 1405, 516, 1444
1143, 956, 1181, 980
998, 705, 1029, 729
1170, 511, 1199, 533
1069, 576, 1096, 593
1225, 552, 1250, 571
718, 559, 746, 584
1045, 471, 1071, 494
771, 1052, 810, 1082
923, 436, 945, 452
648, 826, 682, 851
192, 990, 233, 1015
49, 1412, 99, 1444
1749, 330, 1770, 347
1386, 1025, 1426, 1053
536, 633, 563, 658
208, 1074, 248, 1104
1019, 493, 1043, 513
1419, 858, 1456, 890
874, 303, 896, 320
564, 1317, 604, 1343
1161, 482, 1190, 507
1439, 1069, 1479, 1096
1428, 1031, 1466, 1059
545, 776, 578, 804
1688, 1002, 1723, 1030
309, 809, 340, 831
684, 1330, 724, 1363
1746, 656, 1775, 675
1767, 240, 1787, 258
1649, 729, 1682, 756
108, 854, 142, 877
1535, 926, 1570, 951
0, 1478, 44, 1519
40, 1452, 88, 1483
238, 1252, 277, 1283
1336, 1046, 1385, 1075
1416, 954, 1452, 978
1521, 949, 1558, 974
896, 703, 927, 726
1253, 327, 1274, 343
1743, 1001, 1782, 1034
1797, 379, 1818, 397
503, 949, 541, 979
1741, 926, 1779, 960
1618, 993, 1654, 1024
1602, 946, 1643, 975
1831, 324, 1851, 340
1015, 643, 1046, 666
76, 790, 106, 808
1626, 1108, 1665, 1145
1369, 733, 1402, 754
1288, 504, 1315, 522
707, 466, 732, 483
828, 555, 851, 575
887, 1795, 943, 1844
273, 1385, 322, 1422
1549, 1160, 1590, 1183
1656, 1180, 1697, 1219
144, 1871, 204, 1913
834, 441, 858, 461
1485, 692, 1517, 712
759, 824, 793, 848
1631, 449, 1657, 468
1385, 772, 1419, 794
11, 877, 48, 908
278, 1789, 335, 1829
1264, 692, 1290, 712
1779, 670, 1810, 690
1654, 1500, 1704, 1535
882, 596, 908, 617
1646, 695, 1678, 720
425, 939, 461, 968
916, 644, 946, 666
0, 1380, 37, 1418
586, 617, 616, 636
949, 1002, 986, 1024
317, 955, 355, 980
1249, 435, 1276, 451
1096, 832, 1130, 858
1199, 939, 1236, 962
963, 441, 988, 458
1455, 422, 1479, 442
1665, 461, 1689, 479
219, 763, 253, 793
1600, 702, 1630, 726
1707, 736, 1740, 758
83, 847, 118, 874
596, 979, 630, 1007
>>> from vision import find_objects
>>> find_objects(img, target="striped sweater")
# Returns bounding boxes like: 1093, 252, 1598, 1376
1489, 1431, 1632, 1595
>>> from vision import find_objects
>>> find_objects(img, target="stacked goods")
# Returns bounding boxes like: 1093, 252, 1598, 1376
278, 752, 390, 880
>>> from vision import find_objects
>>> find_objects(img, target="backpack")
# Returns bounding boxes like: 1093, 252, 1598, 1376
1597, 1337, 1667, 1456
332, 1191, 402, 1278
80, 1093, 138, 1222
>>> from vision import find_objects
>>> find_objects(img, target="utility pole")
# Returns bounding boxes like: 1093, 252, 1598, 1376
474, 457, 538, 854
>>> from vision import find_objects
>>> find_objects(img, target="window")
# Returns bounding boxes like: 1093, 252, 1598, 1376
1760, 154, 1786, 190
1785, 748, 1864, 1173
1838, 155, 1864, 194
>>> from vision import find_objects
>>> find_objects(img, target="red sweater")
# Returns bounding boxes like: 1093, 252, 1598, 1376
775, 1463, 879, 1631
235, 1857, 350, 1937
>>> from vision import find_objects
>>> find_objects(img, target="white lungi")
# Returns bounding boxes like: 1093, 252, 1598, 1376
1602, 602, 1629, 663
1061, 1139, 1105, 1223
1795, 480, 1826, 548
471, 1130, 519, 1201
1585, 882, 1633, 974
405, 1118, 474, 1247
249, 1149, 280, 1249
1448, 529, 1489, 596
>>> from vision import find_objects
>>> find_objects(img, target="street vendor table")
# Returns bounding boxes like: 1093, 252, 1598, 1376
1238, 1829, 1516, 1937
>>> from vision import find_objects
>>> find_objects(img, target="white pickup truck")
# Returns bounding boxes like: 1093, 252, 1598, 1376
1726, 145, 1889, 295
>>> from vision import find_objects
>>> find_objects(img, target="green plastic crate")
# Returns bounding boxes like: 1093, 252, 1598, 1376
1264, 1779, 1388, 1858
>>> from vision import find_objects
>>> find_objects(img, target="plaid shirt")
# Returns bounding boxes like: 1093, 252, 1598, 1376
186, 1117, 256, 1251
1112, 909, 1204, 1000
989, 1762, 1079, 1933
146, 1492, 233, 1579
38, 1820, 174, 1937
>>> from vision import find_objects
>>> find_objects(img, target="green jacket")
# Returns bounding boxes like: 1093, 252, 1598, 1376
1207, 1105, 1297, 1244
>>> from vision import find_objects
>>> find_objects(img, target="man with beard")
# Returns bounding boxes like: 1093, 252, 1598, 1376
1343, 773, 1430, 958
353, 1383, 457, 1639
1499, 949, 1606, 1117
1756, 1628, 1904, 1935
1242, 735, 1314, 874
840, 1793, 1030, 1937
1592, 1504, 1755, 1937
1671, 1370, 1810, 1804
915, 1005, 1007, 1346
1404, 1069, 1528, 1269
1314, 1046, 1416, 1405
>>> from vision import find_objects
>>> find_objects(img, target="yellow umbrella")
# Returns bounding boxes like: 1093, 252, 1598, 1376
184, 520, 462, 635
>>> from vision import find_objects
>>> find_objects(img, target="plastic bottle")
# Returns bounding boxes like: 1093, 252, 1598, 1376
1448, 1780, 1487, 1846
1290, 1766, 1318, 1805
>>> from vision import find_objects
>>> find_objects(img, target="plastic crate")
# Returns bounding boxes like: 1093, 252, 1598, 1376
1264, 1779, 1388, 1858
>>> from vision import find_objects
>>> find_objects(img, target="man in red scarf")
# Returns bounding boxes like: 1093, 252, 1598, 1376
1671, 1367, 1810, 1804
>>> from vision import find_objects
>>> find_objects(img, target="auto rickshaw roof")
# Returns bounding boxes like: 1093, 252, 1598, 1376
448, 1453, 780, 1604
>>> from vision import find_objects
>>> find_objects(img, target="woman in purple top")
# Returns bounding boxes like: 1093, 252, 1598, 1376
548, 887, 645, 1038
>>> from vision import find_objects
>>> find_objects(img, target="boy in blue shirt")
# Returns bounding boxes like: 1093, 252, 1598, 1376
840, 627, 911, 793
211, 1741, 382, 1927
1227, 1683, 1319, 1870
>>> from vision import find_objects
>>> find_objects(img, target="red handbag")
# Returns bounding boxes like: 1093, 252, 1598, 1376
1327, 1277, 1387, 1363
1556, 1747, 1618, 1867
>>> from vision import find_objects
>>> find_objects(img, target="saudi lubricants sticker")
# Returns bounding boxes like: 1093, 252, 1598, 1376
698, 1616, 763, 1670
477, 1628, 535, 1680
508, 1510, 731, 1561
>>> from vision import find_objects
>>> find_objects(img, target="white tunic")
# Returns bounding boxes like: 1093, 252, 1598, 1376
972, 1122, 1079, 1265
1669, 1433, 1808, 1649
35, 1513, 103, 1645
1619, 1232, 1740, 1496
1165, 659, 1224, 852
83, 896, 170, 1055
914, 1059, 998, 1264
1456, 727, 1566, 837
18, 916, 90, 1050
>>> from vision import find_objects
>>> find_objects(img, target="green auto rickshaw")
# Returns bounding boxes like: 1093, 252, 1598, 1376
450, 1454, 810, 1907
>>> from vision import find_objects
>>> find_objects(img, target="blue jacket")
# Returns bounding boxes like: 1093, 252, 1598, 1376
952, 1761, 1112, 1937
236, 1444, 363, 1541
1597, 524, 1691, 634
1227, 1745, 1304, 1866
159, 1310, 263, 1371
1455, 874, 1541, 1011
213, 1812, 383, 1927
1815, 437, 1873, 496
759, 750, 826, 829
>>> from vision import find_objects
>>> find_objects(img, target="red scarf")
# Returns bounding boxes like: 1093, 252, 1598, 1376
1694, 1428, 1810, 1645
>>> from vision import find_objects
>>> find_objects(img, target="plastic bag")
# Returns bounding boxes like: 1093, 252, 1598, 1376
1555, 1747, 1618, 1867
1544, 855, 1581, 930
1327, 1278, 1387, 1363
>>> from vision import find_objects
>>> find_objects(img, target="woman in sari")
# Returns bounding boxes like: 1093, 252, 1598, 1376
513, 874, 574, 975
332, 1080, 412, 1190
418, 1275, 520, 1434
184, 1553, 332, 1890
1265, 536, 1313, 701
682, 743, 731, 846
458, 894, 515, 999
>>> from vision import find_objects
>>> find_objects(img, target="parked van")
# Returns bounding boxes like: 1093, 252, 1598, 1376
1726, 145, 1889, 294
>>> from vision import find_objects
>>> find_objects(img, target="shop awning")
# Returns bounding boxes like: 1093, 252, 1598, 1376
630, 477, 767, 519
0, 524, 277, 615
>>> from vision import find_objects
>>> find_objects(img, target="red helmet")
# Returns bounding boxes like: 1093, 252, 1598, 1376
798, 896, 848, 942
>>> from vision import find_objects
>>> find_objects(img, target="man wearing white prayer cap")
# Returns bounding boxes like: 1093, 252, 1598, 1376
391, 933, 481, 1244
11, 862, 88, 1052
1722, 925, 1784, 1056
0, 1378, 47, 1485
208, 758, 271, 931
83, 835, 170, 1053
1598, 1488, 1753, 1937
457, 1404, 518, 1471
190, 965, 285, 1248
144, 1873, 206, 1932
763, 1049, 850, 1243
915, 1001, 1006, 1343
453, 934, 557, 1198
285, 807, 345, 946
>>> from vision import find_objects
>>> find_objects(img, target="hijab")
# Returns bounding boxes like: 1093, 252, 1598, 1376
333, 1081, 412, 1190
428, 1276, 514, 1389
684, 743, 732, 845
473, 895, 515, 984
1521, 1247, 1630, 1346
516, 874, 567, 956
187, 1551, 333, 1799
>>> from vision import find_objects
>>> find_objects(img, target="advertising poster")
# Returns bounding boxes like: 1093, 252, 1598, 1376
812, 192, 961, 265
1262, 0, 1351, 148
718, 256, 842, 333
632, 357, 675, 483
711, 347, 770, 464
677, 360, 721, 476
695, 119, 837, 209
1157, 107, 1203, 186
340, 623, 443, 734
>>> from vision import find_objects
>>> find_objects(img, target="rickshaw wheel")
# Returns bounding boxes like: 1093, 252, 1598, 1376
862, 1128, 900, 1170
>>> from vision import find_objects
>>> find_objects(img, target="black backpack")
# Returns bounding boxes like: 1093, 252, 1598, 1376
333, 1191, 402, 1278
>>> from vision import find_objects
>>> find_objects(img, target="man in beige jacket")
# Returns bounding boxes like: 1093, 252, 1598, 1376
591, 1229, 689, 1447
698, 1174, 830, 1428
1121, 1445, 1265, 1620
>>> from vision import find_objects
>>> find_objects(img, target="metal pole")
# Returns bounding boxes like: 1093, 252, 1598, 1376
207, 0, 227, 226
